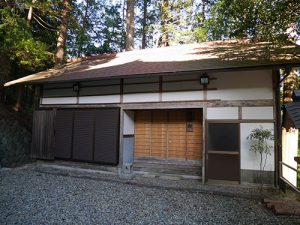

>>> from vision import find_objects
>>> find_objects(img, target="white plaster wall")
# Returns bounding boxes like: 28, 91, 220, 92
282, 128, 298, 187
240, 123, 275, 171
123, 111, 135, 135
162, 91, 204, 101
123, 93, 160, 103
79, 95, 120, 104
207, 70, 273, 100
207, 107, 239, 119
41, 97, 77, 105
242, 107, 274, 120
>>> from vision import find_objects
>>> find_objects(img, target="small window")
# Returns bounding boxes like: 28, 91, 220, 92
207, 123, 239, 152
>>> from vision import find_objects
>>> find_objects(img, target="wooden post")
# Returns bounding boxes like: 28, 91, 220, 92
282, 68, 299, 187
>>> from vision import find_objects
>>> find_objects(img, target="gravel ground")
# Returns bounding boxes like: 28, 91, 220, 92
0, 166, 299, 225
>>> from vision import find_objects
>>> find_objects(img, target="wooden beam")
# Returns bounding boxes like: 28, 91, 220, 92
39, 99, 274, 109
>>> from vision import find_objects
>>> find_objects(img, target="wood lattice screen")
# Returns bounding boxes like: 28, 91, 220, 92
135, 110, 202, 161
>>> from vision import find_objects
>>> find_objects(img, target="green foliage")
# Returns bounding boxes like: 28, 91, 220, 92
206, 0, 300, 42
67, 0, 124, 57
247, 127, 274, 188
0, 1, 56, 111
247, 127, 273, 156
0, 7, 54, 73
145, 0, 208, 46
193, 27, 208, 42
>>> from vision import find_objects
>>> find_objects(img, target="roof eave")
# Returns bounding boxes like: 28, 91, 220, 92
4, 62, 300, 87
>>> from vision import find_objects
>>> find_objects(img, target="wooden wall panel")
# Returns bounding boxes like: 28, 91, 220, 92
72, 110, 95, 161
31, 110, 55, 159
94, 109, 119, 164
135, 111, 151, 157
134, 110, 202, 161
151, 111, 167, 158
54, 110, 73, 159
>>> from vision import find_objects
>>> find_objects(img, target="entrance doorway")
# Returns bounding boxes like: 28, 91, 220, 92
134, 109, 203, 163
206, 122, 240, 182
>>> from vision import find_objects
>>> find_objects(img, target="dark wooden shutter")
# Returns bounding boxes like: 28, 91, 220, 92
31, 110, 55, 159
72, 110, 95, 161
94, 109, 119, 164
54, 110, 73, 159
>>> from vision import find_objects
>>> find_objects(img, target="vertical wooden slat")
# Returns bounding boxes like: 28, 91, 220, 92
94, 108, 120, 164
151, 111, 167, 158
72, 110, 94, 161
135, 109, 203, 161
135, 111, 151, 157
54, 110, 73, 159
31, 110, 55, 159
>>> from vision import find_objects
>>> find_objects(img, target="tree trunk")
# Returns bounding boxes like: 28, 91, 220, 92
55, 0, 71, 66
0, 84, 4, 104
282, 68, 299, 187
201, 0, 206, 23
141, 0, 147, 49
122, 0, 126, 39
161, 0, 169, 47
125, 0, 135, 51
14, 0, 37, 111
27, 0, 36, 22
13, 85, 24, 112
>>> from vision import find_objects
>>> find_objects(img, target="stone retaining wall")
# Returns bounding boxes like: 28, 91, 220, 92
0, 119, 32, 167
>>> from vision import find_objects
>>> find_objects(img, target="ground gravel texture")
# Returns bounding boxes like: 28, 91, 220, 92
0, 166, 299, 225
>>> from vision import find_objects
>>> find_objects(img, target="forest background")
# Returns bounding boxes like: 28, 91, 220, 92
0, 0, 299, 116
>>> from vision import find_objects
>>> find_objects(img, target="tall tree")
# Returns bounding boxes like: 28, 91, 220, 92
141, 0, 148, 49
0, 0, 55, 110
160, 0, 169, 46
14, 0, 36, 112
206, 0, 300, 42
125, 0, 135, 51
27, 0, 36, 22
67, 1, 124, 56
55, 0, 71, 66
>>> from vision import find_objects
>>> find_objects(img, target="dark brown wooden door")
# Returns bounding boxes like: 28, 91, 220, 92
94, 109, 119, 164
72, 110, 95, 161
54, 108, 119, 164
206, 123, 240, 182
135, 110, 203, 161
31, 110, 55, 159
54, 110, 73, 159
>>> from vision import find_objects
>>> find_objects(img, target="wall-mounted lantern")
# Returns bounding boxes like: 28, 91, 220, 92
73, 83, 80, 92
200, 74, 209, 85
